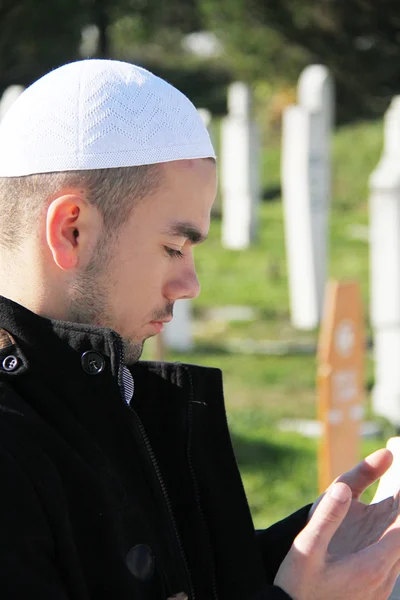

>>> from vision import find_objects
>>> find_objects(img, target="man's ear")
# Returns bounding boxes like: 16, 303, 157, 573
46, 195, 86, 270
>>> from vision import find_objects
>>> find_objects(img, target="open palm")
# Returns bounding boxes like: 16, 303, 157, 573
329, 492, 400, 556
310, 449, 400, 557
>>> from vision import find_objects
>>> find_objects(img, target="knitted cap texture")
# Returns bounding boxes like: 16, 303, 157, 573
0, 59, 216, 176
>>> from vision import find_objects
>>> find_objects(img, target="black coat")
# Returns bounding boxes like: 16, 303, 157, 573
0, 297, 310, 599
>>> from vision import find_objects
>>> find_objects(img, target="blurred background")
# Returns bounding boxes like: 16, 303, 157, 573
2, 0, 399, 526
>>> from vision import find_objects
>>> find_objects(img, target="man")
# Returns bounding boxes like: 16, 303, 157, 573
0, 59, 398, 600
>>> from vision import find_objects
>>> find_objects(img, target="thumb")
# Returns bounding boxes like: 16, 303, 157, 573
336, 448, 393, 499
296, 482, 351, 555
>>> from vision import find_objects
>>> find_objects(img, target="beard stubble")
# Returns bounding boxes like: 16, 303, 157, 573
66, 234, 145, 365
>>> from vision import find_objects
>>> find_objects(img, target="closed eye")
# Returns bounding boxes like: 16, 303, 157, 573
164, 246, 184, 259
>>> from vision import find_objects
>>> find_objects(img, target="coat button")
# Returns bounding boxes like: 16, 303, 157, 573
81, 351, 105, 375
125, 544, 154, 582
2, 355, 19, 372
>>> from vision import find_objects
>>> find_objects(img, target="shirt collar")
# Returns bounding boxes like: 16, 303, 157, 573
122, 366, 135, 404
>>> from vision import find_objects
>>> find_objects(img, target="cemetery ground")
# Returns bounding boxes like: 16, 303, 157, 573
144, 117, 394, 529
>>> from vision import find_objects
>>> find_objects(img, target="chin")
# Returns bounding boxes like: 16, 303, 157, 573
122, 339, 145, 365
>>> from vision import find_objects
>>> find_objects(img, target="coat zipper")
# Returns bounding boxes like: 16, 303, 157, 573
184, 366, 219, 600
116, 342, 195, 600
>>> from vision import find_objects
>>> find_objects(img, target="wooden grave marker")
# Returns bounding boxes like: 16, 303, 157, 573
317, 280, 365, 493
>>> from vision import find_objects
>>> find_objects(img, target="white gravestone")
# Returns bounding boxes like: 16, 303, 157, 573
163, 299, 193, 352
197, 108, 212, 129
282, 65, 334, 330
221, 83, 260, 249
371, 437, 400, 600
198, 108, 221, 217
370, 97, 400, 426
0, 85, 25, 121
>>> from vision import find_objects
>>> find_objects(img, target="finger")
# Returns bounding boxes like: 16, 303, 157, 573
336, 449, 393, 499
296, 482, 351, 555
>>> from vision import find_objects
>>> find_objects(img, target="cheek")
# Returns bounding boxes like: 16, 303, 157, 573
108, 254, 165, 307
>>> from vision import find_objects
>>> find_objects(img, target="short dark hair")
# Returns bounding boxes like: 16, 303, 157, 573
0, 165, 161, 251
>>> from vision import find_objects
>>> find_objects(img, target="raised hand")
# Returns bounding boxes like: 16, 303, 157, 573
275, 482, 400, 600
314, 449, 400, 556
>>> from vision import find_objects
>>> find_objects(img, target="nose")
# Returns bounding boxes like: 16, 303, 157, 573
184, 270, 201, 300
164, 265, 201, 302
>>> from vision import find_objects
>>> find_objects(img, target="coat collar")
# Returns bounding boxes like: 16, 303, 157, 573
0, 295, 224, 418
0, 294, 124, 388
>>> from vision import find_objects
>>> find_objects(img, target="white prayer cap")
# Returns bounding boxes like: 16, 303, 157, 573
0, 59, 216, 177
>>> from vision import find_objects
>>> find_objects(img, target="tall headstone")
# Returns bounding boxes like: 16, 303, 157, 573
317, 280, 365, 493
221, 83, 260, 249
198, 108, 221, 217
282, 65, 334, 330
163, 299, 194, 352
372, 436, 400, 599
0, 85, 24, 121
370, 96, 400, 426
372, 437, 400, 503
197, 108, 212, 129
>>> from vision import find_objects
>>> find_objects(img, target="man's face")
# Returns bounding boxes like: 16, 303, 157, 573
69, 159, 217, 364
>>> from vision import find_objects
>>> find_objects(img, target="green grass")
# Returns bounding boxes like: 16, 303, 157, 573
145, 118, 394, 527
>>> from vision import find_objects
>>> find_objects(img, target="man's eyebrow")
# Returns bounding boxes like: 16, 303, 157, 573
162, 221, 208, 244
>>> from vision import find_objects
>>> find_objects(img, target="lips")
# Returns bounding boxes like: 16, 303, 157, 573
148, 314, 173, 334
149, 319, 172, 334
150, 316, 172, 325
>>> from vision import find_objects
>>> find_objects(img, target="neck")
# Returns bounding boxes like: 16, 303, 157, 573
0, 247, 69, 322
